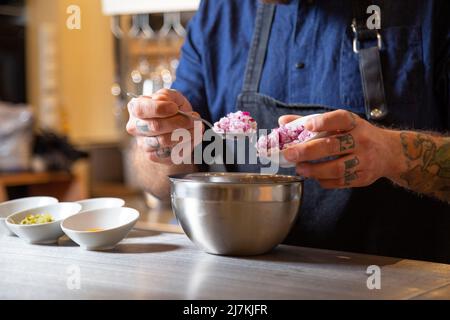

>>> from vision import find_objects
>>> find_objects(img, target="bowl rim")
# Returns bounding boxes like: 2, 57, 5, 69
0, 196, 59, 218
0, 196, 58, 207
5, 202, 82, 228
61, 206, 139, 234
169, 172, 303, 185
76, 197, 125, 205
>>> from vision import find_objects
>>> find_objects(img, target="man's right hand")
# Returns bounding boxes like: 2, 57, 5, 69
126, 89, 200, 165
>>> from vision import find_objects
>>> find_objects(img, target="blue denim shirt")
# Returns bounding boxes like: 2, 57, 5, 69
171, 0, 450, 263
172, 0, 450, 130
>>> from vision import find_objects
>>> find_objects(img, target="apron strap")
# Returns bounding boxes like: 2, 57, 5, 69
352, 0, 388, 120
242, 3, 276, 93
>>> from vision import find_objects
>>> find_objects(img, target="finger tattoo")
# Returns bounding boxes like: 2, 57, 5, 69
344, 172, 358, 186
344, 156, 360, 171
348, 112, 357, 130
146, 136, 160, 149
156, 147, 171, 158
337, 134, 355, 152
136, 120, 150, 132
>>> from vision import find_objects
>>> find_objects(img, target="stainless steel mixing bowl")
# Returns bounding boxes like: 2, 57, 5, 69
169, 172, 303, 256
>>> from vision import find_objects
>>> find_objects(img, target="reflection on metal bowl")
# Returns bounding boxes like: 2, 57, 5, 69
169, 172, 303, 256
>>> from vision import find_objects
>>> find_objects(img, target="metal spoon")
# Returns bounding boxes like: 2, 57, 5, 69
126, 92, 215, 131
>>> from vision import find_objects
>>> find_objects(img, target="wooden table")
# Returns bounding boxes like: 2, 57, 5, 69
1, 231, 449, 300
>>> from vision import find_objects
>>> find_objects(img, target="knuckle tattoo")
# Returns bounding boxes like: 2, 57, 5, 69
344, 156, 360, 171
337, 134, 355, 152
344, 172, 358, 186
348, 112, 357, 130
146, 137, 160, 149
156, 147, 171, 158
342, 156, 360, 185
136, 120, 149, 133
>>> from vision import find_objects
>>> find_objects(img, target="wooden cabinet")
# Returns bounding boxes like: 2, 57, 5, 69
0, 161, 89, 202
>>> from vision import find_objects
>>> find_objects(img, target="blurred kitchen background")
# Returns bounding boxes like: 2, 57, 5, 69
0, 0, 200, 233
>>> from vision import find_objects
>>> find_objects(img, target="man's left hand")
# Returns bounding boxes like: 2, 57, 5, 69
280, 109, 397, 189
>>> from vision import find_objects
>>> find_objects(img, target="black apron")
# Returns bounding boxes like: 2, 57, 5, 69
230, 3, 450, 263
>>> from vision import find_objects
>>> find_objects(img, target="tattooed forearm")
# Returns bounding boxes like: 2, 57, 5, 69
397, 132, 450, 202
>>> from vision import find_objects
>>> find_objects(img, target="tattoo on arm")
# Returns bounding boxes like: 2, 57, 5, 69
399, 132, 450, 202
337, 134, 355, 152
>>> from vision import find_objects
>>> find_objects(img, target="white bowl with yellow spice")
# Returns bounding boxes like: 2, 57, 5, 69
61, 207, 139, 251
6, 202, 82, 244
0, 197, 59, 236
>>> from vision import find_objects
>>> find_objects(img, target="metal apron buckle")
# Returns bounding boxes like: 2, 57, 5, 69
352, 21, 383, 53
351, 19, 388, 121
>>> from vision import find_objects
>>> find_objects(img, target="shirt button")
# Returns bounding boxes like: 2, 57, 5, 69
295, 62, 305, 69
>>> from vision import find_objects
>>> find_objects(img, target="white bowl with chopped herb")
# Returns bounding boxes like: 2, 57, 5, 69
0, 197, 59, 236
6, 202, 82, 244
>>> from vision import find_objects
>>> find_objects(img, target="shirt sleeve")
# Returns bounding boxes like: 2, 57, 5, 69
171, 0, 212, 122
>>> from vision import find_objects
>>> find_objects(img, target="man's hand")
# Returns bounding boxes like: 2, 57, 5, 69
126, 88, 201, 165
126, 89, 201, 199
280, 110, 397, 189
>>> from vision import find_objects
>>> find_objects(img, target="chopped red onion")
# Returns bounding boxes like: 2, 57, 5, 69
257, 124, 315, 156
213, 111, 257, 134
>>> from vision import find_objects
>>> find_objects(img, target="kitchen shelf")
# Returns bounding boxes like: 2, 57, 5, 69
129, 38, 184, 57
0, 171, 73, 187
101, 0, 200, 15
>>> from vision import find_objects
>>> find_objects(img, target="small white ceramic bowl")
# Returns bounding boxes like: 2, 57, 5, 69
258, 114, 329, 168
6, 202, 82, 244
0, 197, 59, 236
61, 207, 139, 251
76, 197, 125, 213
